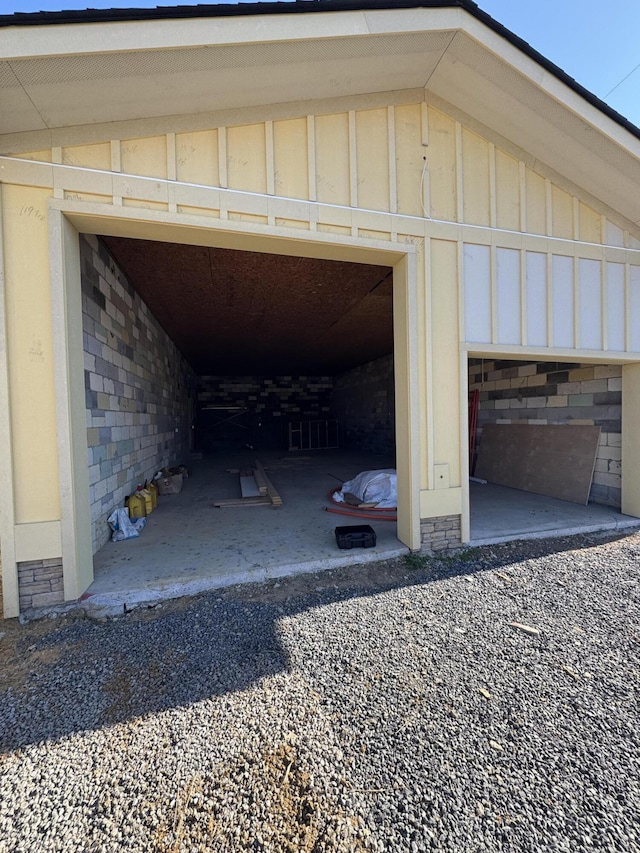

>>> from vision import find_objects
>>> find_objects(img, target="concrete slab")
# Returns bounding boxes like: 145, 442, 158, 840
84, 450, 406, 614
82, 456, 640, 617
469, 481, 640, 546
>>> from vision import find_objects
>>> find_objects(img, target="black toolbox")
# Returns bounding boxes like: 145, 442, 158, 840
335, 524, 377, 549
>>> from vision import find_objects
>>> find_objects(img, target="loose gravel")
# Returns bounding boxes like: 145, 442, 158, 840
1, 530, 639, 852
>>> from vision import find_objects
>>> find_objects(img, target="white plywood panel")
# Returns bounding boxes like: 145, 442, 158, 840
578, 258, 602, 350
463, 243, 491, 344
552, 255, 574, 348
606, 262, 625, 351
630, 265, 640, 352
525, 251, 547, 347
496, 247, 520, 345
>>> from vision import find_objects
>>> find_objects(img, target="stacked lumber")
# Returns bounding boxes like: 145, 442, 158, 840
213, 460, 282, 508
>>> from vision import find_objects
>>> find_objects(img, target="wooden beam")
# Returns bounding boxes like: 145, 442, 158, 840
254, 459, 283, 506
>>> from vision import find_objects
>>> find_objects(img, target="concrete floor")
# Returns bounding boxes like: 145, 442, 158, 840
469, 481, 640, 545
85, 450, 405, 612
83, 452, 640, 614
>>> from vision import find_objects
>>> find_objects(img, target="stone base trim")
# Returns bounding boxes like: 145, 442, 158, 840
420, 514, 462, 553
18, 559, 64, 611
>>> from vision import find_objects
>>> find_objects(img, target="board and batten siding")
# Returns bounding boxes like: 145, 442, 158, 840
2, 94, 640, 614
44, 103, 640, 360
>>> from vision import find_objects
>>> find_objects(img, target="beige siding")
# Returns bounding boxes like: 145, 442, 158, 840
315, 112, 350, 205
273, 118, 308, 200
394, 103, 424, 217
356, 108, 390, 212
175, 130, 219, 186
227, 123, 267, 194
427, 107, 456, 222
461, 128, 490, 227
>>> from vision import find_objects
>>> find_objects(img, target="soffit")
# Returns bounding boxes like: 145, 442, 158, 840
101, 236, 394, 375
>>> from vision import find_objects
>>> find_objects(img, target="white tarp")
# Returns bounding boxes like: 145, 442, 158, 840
333, 469, 397, 509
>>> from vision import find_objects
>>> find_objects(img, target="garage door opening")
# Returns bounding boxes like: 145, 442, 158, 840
467, 356, 638, 545
80, 232, 408, 603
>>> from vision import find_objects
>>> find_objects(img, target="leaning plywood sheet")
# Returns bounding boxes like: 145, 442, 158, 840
475, 424, 601, 505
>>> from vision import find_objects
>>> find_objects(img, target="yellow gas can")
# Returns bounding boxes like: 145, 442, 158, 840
127, 492, 146, 519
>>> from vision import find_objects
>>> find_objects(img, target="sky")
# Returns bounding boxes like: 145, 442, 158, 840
2, 0, 640, 127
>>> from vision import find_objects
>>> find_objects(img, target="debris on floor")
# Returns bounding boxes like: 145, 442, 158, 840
213, 459, 282, 508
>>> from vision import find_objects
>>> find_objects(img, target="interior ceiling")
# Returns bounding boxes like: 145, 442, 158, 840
101, 236, 393, 376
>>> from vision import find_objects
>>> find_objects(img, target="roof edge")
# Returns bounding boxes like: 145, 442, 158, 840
1, 0, 638, 141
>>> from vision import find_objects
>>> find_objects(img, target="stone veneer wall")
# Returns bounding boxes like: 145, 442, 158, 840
420, 515, 462, 553
470, 359, 622, 507
82, 234, 196, 553
333, 355, 395, 455
18, 559, 64, 612
197, 376, 334, 450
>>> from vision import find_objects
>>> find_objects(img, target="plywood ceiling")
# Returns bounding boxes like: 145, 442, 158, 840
101, 236, 393, 376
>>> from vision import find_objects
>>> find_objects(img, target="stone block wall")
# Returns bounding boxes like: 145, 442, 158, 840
469, 359, 622, 507
18, 559, 64, 611
420, 515, 462, 553
82, 234, 196, 553
197, 376, 334, 450
333, 355, 395, 455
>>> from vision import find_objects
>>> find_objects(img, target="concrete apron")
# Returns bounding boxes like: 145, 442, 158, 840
82, 450, 407, 617
74, 455, 640, 619
469, 481, 640, 546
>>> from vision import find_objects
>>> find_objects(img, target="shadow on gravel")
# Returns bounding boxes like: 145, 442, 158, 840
1, 528, 637, 751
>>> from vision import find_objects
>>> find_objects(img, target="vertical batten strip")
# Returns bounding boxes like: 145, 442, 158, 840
348, 111, 358, 235
489, 143, 497, 228
545, 178, 552, 236
348, 110, 358, 206
624, 262, 631, 352
420, 102, 429, 146
265, 121, 275, 225
455, 122, 463, 223
546, 252, 554, 347
52, 147, 63, 199
573, 252, 580, 349
307, 115, 316, 203
520, 247, 527, 346
573, 197, 580, 241
601, 254, 608, 351
218, 127, 228, 218
387, 106, 398, 214
425, 237, 435, 489
166, 134, 177, 212
490, 241, 498, 344
265, 121, 275, 195
218, 127, 228, 189
518, 161, 526, 232
420, 101, 430, 219
110, 141, 122, 205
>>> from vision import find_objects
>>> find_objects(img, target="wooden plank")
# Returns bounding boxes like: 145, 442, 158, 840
213, 496, 271, 507
251, 466, 269, 496
240, 475, 260, 498
254, 459, 283, 506
475, 424, 600, 505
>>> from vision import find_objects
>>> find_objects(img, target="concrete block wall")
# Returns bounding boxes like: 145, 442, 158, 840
469, 359, 622, 507
197, 376, 334, 450
333, 355, 395, 455
82, 234, 196, 553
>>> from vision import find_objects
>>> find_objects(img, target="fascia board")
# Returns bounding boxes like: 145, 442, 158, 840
0, 7, 467, 60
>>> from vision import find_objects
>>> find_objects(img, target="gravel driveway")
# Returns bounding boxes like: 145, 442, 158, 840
1, 530, 638, 852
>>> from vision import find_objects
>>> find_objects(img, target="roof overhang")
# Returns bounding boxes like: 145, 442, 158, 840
1, 2, 639, 226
